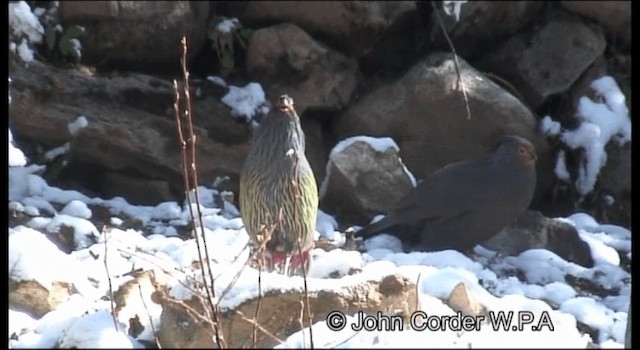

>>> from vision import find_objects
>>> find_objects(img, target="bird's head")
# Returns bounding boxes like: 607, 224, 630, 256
498, 135, 537, 166
277, 94, 296, 115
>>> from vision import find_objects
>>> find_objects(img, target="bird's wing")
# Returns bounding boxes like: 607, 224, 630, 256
388, 159, 485, 224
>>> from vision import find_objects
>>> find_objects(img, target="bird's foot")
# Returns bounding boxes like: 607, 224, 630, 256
269, 251, 310, 276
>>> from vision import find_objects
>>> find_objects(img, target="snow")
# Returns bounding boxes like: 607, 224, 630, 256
331, 135, 398, 155
544, 76, 631, 196
9, 1, 44, 63
16, 38, 36, 63
221, 82, 269, 123
442, 1, 468, 22
9, 226, 82, 287
68, 116, 89, 135
315, 210, 341, 242
60, 200, 92, 219
206, 75, 228, 88
59, 310, 140, 348
44, 142, 70, 161
9, 129, 28, 167
67, 38, 82, 59
540, 115, 561, 136
553, 150, 571, 182
7, 161, 630, 347
216, 18, 240, 33
9, 1, 44, 44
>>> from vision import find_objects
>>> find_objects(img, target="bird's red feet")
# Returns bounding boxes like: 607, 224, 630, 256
268, 251, 310, 276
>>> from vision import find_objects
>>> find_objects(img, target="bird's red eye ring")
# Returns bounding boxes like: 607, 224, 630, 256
519, 147, 526, 154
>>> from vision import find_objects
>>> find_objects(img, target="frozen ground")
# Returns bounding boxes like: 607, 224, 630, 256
8, 153, 631, 348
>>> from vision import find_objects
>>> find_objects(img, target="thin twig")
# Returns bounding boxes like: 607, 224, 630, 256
253, 265, 262, 347
431, 1, 472, 120
236, 310, 285, 345
216, 227, 276, 307
174, 36, 226, 348
483, 71, 526, 102
138, 284, 161, 349
291, 175, 314, 349
102, 226, 119, 332
295, 234, 314, 349
415, 273, 422, 313
181, 37, 221, 330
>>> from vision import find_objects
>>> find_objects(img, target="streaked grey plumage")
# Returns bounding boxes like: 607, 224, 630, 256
239, 95, 318, 275
356, 135, 537, 252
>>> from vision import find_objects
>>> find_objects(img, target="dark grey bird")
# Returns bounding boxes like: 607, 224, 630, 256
355, 135, 537, 252
239, 95, 318, 276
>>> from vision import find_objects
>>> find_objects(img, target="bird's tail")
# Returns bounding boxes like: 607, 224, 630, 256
354, 216, 394, 240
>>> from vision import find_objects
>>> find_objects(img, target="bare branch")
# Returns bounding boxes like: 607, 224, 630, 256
431, 1, 472, 120
138, 284, 161, 349
102, 226, 119, 332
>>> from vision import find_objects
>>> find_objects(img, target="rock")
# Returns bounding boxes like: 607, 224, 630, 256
10, 59, 252, 205
479, 17, 606, 109
482, 210, 594, 268
114, 271, 165, 339
101, 171, 175, 206
426, 1, 544, 59
245, 23, 358, 114
561, 1, 631, 46
333, 52, 553, 213
300, 116, 328, 187
156, 274, 416, 348
320, 136, 416, 224
9, 280, 76, 318
243, 1, 416, 58
59, 1, 209, 68
592, 144, 631, 227
599, 144, 631, 198
446, 282, 488, 318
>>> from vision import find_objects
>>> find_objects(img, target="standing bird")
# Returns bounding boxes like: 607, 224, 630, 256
240, 95, 318, 276
355, 135, 537, 252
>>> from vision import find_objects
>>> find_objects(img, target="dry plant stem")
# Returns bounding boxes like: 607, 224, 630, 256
431, 1, 472, 120
179, 37, 218, 288
253, 265, 263, 347
415, 273, 422, 313
115, 245, 201, 297
138, 285, 162, 349
102, 226, 119, 332
332, 331, 360, 348
483, 72, 526, 102
291, 176, 314, 349
295, 233, 314, 349
216, 226, 275, 307
173, 36, 226, 348
236, 310, 285, 345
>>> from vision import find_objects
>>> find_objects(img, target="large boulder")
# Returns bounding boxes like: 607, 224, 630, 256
483, 210, 594, 268
479, 17, 606, 109
422, 1, 544, 59
333, 52, 554, 209
243, 1, 415, 58
561, 1, 631, 46
319, 136, 416, 224
58, 1, 209, 68
245, 23, 358, 114
10, 58, 252, 204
